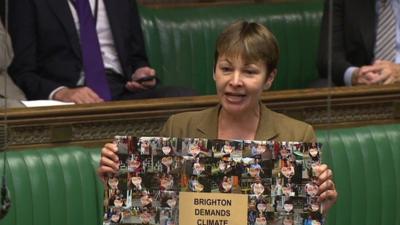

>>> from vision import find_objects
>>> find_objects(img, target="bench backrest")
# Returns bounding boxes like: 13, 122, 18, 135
1, 123, 399, 225
0, 147, 103, 225
139, 1, 323, 94
317, 124, 400, 225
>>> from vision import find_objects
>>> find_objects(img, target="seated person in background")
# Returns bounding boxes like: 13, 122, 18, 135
99, 20, 337, 213
8, 0, 194, 104
0, 20, 25, 107
317, 0, 400, 86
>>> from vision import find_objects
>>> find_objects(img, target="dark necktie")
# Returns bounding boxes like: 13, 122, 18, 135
374, 0, 397, 61
74, 0, 111, 101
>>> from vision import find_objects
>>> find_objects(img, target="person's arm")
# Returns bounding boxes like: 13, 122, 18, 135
317, 0, 352, 86
124, 0, 158, 92
343, 66, 359, 86
0, 21, 12, 71
8, 0, 62, 100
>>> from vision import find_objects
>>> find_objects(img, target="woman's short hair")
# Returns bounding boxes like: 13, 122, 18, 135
214, 20, 280, 74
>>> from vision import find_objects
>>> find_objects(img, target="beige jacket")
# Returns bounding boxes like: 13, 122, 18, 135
0, 21, 25, 107
160, 103, 316, 142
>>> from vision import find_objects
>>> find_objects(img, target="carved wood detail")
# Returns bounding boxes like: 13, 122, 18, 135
2, 85, 400, 149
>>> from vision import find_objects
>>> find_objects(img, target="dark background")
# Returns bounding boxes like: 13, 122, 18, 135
1, 0, 5, 25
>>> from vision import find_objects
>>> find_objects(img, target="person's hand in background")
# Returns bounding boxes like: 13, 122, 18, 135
354, 60, 400, 85
53, 87, 104, 104
125, 66, 157, 92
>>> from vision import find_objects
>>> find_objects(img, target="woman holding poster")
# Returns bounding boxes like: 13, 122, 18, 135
99, 21, 337, 215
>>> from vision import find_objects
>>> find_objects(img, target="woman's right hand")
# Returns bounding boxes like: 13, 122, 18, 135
97, 143, 120, 183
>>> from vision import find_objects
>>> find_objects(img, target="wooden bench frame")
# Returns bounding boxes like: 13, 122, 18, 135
1, 85, 400, 149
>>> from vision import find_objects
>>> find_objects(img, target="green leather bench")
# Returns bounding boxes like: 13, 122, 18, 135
138, 0, 323, 95
318, 124, 400, 225
0, 123, 399, 225
0, 147, 104, 225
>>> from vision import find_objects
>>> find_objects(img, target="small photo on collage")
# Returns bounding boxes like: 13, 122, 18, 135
103, 136, 323, 225
180, 138, 211, 158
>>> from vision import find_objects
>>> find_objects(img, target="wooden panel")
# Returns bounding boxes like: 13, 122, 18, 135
1, 84, 400, 149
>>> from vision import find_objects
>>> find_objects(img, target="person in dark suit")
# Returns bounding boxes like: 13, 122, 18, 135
8, 0, 194, 103
317, 0, 400, 86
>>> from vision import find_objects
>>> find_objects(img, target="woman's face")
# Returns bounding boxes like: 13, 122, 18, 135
131, 176, 142, 187
252, 182, 264, 196
281, 166, 294, 178
280, 148, 289, 159
214, 55, 274, 116
249, 167, 260, 177
221, 178, 232, 192
255, 216, 267, 225
309, 148, 319, 158
257, 203, 266, 212
111, 213, 121, 222
160, 176, 173, 189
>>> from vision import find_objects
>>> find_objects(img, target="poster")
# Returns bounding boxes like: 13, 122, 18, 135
103, 136, 323, 225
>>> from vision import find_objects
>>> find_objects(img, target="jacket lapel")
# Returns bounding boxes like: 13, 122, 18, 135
196, 105, 220, 139
255, 104, 279, 141
46, 0, 81, 60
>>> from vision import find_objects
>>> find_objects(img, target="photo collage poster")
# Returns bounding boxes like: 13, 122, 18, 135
103, 136, 323, 225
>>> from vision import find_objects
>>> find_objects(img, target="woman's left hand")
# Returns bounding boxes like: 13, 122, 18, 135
315, 164, 338, 214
